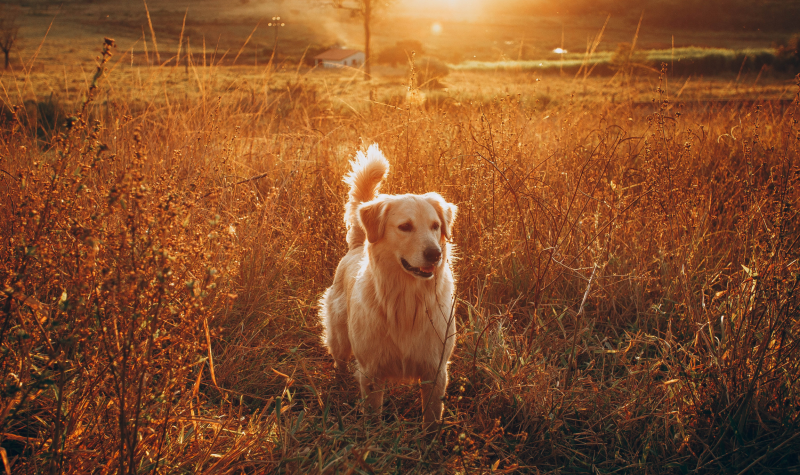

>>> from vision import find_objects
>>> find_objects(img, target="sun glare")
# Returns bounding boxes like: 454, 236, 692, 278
431, 22, 443, 35
401, 0, 480, 21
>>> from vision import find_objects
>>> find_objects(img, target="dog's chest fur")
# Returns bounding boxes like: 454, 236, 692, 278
350, 257, 454, 379
382, 276, 450, 355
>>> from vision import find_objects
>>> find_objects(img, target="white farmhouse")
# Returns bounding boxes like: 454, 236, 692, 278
314, 48, 365, 68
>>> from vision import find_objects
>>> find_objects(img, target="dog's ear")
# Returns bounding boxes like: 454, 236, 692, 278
424, 193, 458, 240
358, 197, 391, 243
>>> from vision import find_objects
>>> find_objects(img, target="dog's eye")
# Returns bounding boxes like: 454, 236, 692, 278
432, 223, 440, 231
399, 223, 413, 232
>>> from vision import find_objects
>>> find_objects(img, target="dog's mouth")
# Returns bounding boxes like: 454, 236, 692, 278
401, 258, 435, 278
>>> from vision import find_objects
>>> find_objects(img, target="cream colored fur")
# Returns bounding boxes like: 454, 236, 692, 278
319, 144, 458, 425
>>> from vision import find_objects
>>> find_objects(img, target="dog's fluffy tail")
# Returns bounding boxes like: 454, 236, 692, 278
343, 144, 389, 249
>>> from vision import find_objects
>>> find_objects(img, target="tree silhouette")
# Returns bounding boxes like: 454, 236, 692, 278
330, 0, 394, 80
0, 5, 21, 70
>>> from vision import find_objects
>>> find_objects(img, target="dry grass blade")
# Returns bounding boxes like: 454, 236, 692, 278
142, 0, 160, 64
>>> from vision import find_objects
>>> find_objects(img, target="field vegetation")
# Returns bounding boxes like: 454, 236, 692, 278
453, 46, 799, 77
1, 8, 800, 475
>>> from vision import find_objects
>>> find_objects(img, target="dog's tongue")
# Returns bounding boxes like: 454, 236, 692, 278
420, 265, 435, 274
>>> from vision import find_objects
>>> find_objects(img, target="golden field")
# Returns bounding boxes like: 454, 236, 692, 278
1, 30, 799, 474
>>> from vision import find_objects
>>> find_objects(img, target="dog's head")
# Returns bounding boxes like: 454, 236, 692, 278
358, 192, 457, 279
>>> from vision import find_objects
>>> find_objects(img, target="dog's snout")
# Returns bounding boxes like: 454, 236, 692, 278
423, 247, 442, 264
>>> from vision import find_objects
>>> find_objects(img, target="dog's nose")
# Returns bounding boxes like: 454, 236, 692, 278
423, 247, 442, 264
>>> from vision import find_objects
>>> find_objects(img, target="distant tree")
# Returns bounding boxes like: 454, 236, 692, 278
396, 40, 423, 55
328, 0, 396, 80
377, 39, 423, 67
0, 4, 21, 70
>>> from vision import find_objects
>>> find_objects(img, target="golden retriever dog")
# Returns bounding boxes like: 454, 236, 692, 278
319, 144, 457, 425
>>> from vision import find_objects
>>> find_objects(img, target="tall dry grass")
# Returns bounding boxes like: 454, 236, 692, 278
1, 39, 799, 474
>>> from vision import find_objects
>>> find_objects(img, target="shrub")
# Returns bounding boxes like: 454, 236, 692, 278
1, 38, 233, 474
413, 56, 449, 88
377, 39, 424, 67
775, 34, 800, 73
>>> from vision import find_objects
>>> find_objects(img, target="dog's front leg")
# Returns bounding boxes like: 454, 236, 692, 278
332, 356, 350, 383
420, 369, 447, 426
356, 370, 384, 415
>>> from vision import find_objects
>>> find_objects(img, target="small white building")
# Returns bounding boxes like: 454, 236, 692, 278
314, 48, 365, 68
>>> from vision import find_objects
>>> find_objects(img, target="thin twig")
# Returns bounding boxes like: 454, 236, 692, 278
566, 263, 597, 387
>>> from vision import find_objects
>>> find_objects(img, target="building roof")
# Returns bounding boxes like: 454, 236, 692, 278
314, 48, 362, 61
